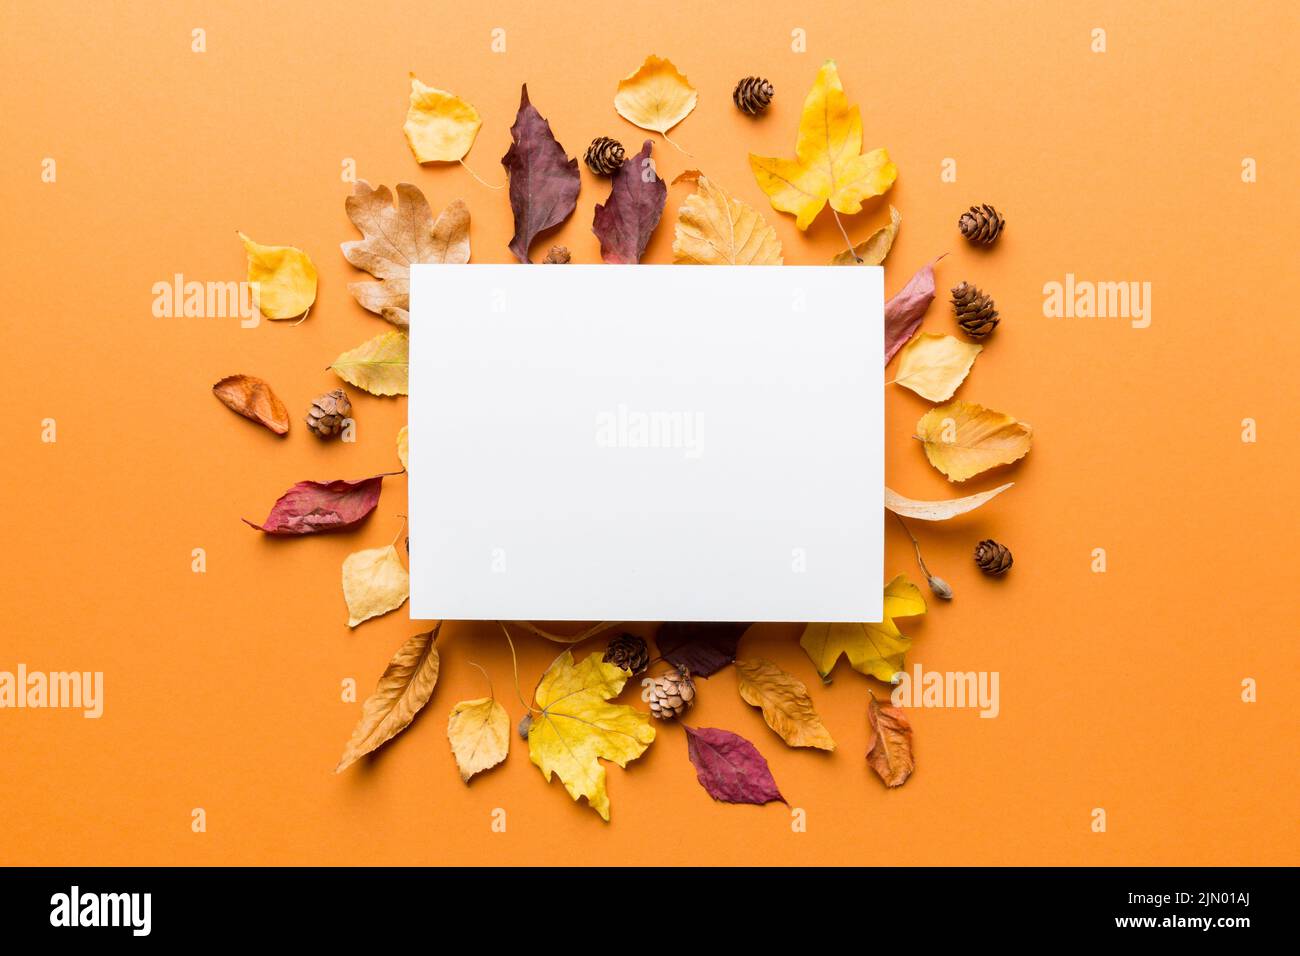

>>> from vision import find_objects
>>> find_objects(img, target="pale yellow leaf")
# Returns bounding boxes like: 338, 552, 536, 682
831, 205, 901, 265
670, 170, 782, 265
396, 425, 408, 471
736, 658, 835, 750
915, 399, 1033, 482
447, 696, 509, 783
342, 544, 409, 627
403, 76, 482, 163
330, 330, 409, 397
614, 55, 697, 135
893, 332, 982, 401
884, 482, 1014, 520
237, 232, 317, 319
800, 575, 926, 681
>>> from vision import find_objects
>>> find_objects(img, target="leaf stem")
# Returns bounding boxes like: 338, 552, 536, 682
831, 209, 862, 263
467, 660, 494, 701
458, 159, 505, 190
497, 622, 540, 714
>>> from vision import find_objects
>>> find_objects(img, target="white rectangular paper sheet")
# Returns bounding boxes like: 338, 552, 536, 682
408, 264, 883, 622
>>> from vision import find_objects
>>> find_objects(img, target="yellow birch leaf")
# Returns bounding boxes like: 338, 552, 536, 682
893, 332, 983, 401
335, 625, 441, 772
749, 60, 897, 230
831, 205, 901, 265
396, 426, 408, 470
915, 399, 1033, 482
342, 544, 409, 627
670, 170, 783, 265
527, 651, 655, 820
884, 482, 1014, 521
736, 658, 835, 750
403, 76, 482, 163
614, 55, 697, 135
447, 696, 509, 783
800, 575, 926, 681
330, 331, 409, 397
237, 232, 317, 319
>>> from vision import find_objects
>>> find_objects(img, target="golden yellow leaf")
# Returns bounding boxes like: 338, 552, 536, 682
749, 60, 897, 230
831, 205, 901, 265
335, 625, 441, 772
670, 170, 783, 265
447, 696, 509, 783
893, 332, 982, 401
884, 482, 1014, 521
396, 425, 408, 470
403, 76, 482, 163
330, 330, 409, 397
342, 544, 409, 627
915, 399, 1033, 482
736, 658, 835, 751
614, 55, 697, 135
237, 232, 317, 319
800, 575, 926, 681
527, 651, 655, 820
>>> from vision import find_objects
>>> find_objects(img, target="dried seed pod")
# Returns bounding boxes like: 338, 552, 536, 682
974, 539, 1013, 575
584, 136, 625, 176
958, 203, 1005, 245
733, 76, 775, 115
518, 713, 533, 739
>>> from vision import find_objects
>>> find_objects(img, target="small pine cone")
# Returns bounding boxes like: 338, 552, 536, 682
974, 539, 1013, 575
306, 388, 352, 439
584, 136, 625, 176
602, 632, 649, 675
733, 76, 774, 115
647, 665, 695, 721
958, 203, 1005, 246
951, 282, 1000, 339
543, 245, 571, 264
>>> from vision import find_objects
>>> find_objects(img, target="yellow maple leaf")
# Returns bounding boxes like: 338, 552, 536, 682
237, 232, 317, 319
915, 399, 1033, 482
527, 651, 655, 820
749, 60, 897, 230
330, 330, 409, 397
614, 55, 697, 136
671, 170, 783, 265
403, 76, 482, 163
800, 575, 926, 681
341, 544, 409, 627
893, 332, 983, 402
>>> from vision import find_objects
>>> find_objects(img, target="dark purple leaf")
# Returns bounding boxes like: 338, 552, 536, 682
500, 84, 581, 263
656, 622, 751, 677
884, 253, 947, 364
243, 476, 384, 535
592, 140, 666, 263
683, 725, 784, 805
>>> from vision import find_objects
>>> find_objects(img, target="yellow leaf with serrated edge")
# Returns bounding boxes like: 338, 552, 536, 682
749, 60, 896, 231
800, 575, 926, 681
396, 426, 408, 470
527, 651, 655, 820
736, 658, 835, 750
831, 206, 901, 265
237, 232, 317, 319
671, 170, 782, 265
447, 696, 509, 783
335, 624, 441, 772
893, 332, 982, 401
614, 55, 697, 135
915, 399, 1033, 482
330, 331, 409, 396
403, 76, 481, 163
341, 544, 409, 627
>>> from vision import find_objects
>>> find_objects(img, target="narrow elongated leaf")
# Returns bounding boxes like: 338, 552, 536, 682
592, 140, 666, 263
683, 725, 784, 805
500, 85, 580, 263
866, 695, 914, 787
884, 482, 1014, 521
243, 476, 383, 534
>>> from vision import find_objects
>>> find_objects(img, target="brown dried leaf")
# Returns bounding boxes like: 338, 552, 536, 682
866, 695, 914, 787
212, 374, 289, 435
736, 658, 835, 750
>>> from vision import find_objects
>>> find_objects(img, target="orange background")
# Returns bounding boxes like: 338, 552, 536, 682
3, 0, 1297, 866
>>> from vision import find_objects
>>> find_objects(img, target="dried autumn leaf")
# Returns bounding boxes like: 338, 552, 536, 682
831, 205, 901, 266
915, 399, 1033, 482
884, 482, 1014, 521
670, 170, 783, 265
341, 181, 469, 328
748, 60, 897, 231
508, 621, 622, 645
885, 255, 945, 364
736, 658, 835, 751
243, 476, 384, 535
657, 622, 752, 677
527, 651, 655, 820
893, 332, 982, 401
330, 330, 409, 397
335, 625, 441, 773
402, 76, 481, 163
592, 140, 666, 264
614, 55, 697, 136
500, 84, 581, 263
237, 232, 317, 319
866, 695, 914, 787
396, 426, 408, 471
342, 544, 409, 627
683, 725, 784, 805
800, 575, 926, 681
212, 374, 289, 435
447, 696, 509, 783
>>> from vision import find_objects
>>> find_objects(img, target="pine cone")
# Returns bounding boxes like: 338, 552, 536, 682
958, 203, 1005, 245
646, 665, 695, 721
951, 282, 1000, 339
306, 388, 352, 439
733, 76, 774, 115
584, 136, 625, 176
602, 633, 649, 675
543, 245, 571, 264
974, 539, 1013, 575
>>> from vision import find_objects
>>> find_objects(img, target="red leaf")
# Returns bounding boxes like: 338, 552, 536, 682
866, 696, 915, 787
656, 622, 751, 677
592, 140, 666, 263
884, 254, 946, 364
683, 725, 785, 805
243, 476, 384, 535
500, 84, 581, 263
